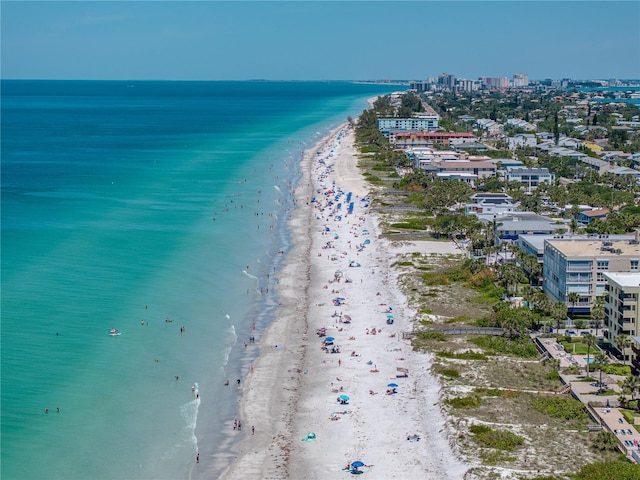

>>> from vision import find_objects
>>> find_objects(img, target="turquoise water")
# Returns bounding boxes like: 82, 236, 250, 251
576, 86, 640, 92
1, 80, 401, 479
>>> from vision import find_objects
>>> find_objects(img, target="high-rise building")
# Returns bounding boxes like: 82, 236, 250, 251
438, 73, 456, 90
456, 78, 476, 92
512, 73, 529, 87
480, 77, 509, 90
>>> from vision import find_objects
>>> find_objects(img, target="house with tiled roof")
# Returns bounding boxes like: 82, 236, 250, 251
576, 208, 610, 224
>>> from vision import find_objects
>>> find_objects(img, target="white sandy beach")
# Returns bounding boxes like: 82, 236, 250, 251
217, 125, 469, 479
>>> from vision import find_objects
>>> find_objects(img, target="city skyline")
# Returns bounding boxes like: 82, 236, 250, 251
1, 1, 639, 81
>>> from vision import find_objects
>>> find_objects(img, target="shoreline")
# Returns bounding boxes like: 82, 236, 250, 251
217, 123, 468, 478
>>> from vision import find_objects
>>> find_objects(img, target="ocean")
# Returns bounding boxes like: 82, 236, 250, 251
0, 80, 401, 480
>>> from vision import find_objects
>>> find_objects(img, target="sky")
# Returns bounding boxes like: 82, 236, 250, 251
1, 1, 639, 81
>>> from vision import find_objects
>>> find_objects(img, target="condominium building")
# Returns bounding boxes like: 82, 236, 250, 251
512, 73, 529, 88
388, 132, 475, 148
542, 235, 640, 314
377, 116, 439, 132
603, 272, 640, 362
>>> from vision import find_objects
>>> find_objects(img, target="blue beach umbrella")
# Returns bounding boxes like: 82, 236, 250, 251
325, 337, 335, 342
351, 461, 364, 468
387, 314, 394, 319
339, 394, 350, 401
387, 383, 398, 388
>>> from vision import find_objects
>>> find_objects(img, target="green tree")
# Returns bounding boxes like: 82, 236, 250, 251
583, 333, 596, 374
590, 297, 605, 336
622, 375, 640, 405
497, 306, 534, 338
569, 218, 580, 234
593, 352, 609, 389
497, 262, 525, 296
591, 431, 618, 452
550, 301, 568, 331
567, 292, 580, 321
616, 334, 633, 366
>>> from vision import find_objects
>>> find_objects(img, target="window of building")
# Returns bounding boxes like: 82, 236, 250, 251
631, 259, 639, 271
597, 260, 609, 270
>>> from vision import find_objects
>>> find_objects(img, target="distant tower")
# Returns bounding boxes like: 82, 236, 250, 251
438, 73, 456, 91
513, 73, 529, 88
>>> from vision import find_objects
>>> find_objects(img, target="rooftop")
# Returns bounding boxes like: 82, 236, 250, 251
602, 272, 640, 288
547, 238, 640, 257
581, 208, 610, 217
520, 233, 636, 253
394, 132, 475, 138
498, 220, 564, 231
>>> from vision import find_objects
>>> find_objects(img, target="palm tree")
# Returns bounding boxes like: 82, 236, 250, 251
569, 218, 580, 234
593, 352, 609, 390
567, 292, 580, 322
497, 262, 524, 296
616, 334, 633, 366
584, 333, 596, 375
590, 297, 605, 336
623, 375, 640, 407
551, 301, 568, 331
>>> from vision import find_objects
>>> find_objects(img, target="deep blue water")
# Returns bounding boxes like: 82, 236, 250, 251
1, 80, 401, 480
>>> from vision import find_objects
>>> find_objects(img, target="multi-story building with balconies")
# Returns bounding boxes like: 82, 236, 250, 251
543, 235, 640, 314
377, 116, 440, 132
604, 272, 640, 363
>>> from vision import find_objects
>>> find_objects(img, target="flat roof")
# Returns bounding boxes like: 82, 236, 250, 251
498, 220, 563, 231
520, 233, 635, 252
602, 272, 640, 288
547, 238, 640, 257
394, 132, 475, 138
439, 161, 495, 168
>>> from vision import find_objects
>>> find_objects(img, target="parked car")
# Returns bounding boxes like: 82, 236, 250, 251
566, 330, 577, 336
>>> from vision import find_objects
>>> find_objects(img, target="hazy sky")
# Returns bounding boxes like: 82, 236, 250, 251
2, 1, 639, 81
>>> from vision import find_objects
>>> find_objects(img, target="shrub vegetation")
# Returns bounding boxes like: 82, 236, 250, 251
530, 396, 588, 421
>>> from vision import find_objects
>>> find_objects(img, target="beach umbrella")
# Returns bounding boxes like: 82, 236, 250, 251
343, 314, 352, 322
387, 383, 398, 388
351, 461, 365, 469
325, 337, 335, 342
339, 395, 350, 401
387, 314, 394, 319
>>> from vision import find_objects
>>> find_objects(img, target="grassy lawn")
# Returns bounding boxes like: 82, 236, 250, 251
558, 340, 601, 356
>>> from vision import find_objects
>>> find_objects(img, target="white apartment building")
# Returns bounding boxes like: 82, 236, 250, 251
603, 272, 640, 362
377, 116, 439, 132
